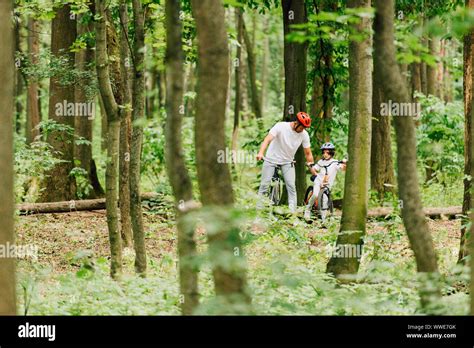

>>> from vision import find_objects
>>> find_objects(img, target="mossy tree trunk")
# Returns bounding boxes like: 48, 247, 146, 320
374, 0, 441, 311
130, 0, 147, 276
459, 0, 474, 264
191, 0, 251, 311
0, 0, 16, 315
281, 0, 308, 206
326, 0, 372, 280
165, 0, 199, 315
95, 0, 123, 279
40, 5, 77, 202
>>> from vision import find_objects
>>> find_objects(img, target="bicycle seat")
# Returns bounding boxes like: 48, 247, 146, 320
310, 175, 317, 181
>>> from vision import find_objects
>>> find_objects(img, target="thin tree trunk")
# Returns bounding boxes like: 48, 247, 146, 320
118, 0, 133, 248
95, 0, 123, 279
130, 0, 147, 276
75, 14, 100, 199
370, 41, 395, 198
191, 0, 251, 311
311, 0, 336, 144
26, 18, 41, 144
260, 17, 269, 113
0, 0, 16, 315
165, 0, 199, 314
460, 0, 474, 264
242, 17, 262, 120
282, 0, 308, 206
100, 94, 107, 152
40, 5, 77, 202
427, 35, 438, 97
374, 0, 441, 311
232, 8, 244, 168
411, 62, 422, 100
326, 0, 372, 279
14, 17, 23, 135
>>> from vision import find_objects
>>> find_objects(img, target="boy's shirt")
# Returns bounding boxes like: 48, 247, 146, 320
265, 122, 310, 164
313, 158, 343, 187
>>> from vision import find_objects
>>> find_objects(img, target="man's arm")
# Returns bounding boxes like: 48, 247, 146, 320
303, 147, 314, 165
256, 133, 274, 161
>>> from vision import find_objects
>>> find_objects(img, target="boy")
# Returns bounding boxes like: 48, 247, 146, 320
304, 142, 346, 221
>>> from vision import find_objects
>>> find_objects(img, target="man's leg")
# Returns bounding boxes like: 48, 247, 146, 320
281, 163, 296, 213
257, 161, 276, 209
304, 179, 321, 219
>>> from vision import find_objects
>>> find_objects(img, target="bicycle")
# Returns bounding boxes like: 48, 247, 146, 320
264, 158, 295, 206
304, 160, 346, 222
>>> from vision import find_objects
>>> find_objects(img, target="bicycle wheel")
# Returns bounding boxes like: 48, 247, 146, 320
304, 186, 318, 213
317, 189, 333, 221
269, 179, 281, 206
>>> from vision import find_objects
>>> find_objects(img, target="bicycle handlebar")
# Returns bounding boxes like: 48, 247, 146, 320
262, 156, 295, 166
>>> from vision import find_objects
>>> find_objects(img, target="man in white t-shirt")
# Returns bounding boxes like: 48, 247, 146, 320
256, 112, 315, 213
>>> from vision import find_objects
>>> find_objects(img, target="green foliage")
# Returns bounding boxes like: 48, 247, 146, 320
416, 94, 464, 185
69, 166, 92, 199
18, 48, 97, 100
14, 136, 61, 202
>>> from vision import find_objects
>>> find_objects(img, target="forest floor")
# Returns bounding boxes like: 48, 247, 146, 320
14, 205, 470, 315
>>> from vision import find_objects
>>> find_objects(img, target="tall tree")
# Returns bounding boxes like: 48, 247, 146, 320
231, 8, 244, 167
242, 16, 262, 121
14, 14, 24, 135
426, 34, 439, 97
0, 0, 16, 315
191, 0, 251, 311
118, 0, 133, 247
165, 0, 199, 314
374, 0, 441, 311
40, 5, 77, 202
310, 0, 336, 145
326, 0, 372, 279
459, 0, 474, 264
282, 0, 309, 205
74, 14, 103, 199
130, 0, 147, 275
26, 17, 41, 145
95, 0, 123, 278
370, 18, 395, 198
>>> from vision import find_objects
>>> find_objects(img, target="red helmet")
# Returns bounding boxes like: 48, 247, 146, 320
296, 112, 311, 128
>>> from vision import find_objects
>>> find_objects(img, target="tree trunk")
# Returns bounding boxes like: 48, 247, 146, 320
410, 62, 422, 100
165, 0, 199, 315
459, 0, 474, 264
282, 0, 308, 206
374, 0, 441, 311
370, 37, 395, 198
427, 35, 438, 97
26, 17, 41, 144
14, 17, 23, 135
130, 0, 147, 276
0, 0, 16, 315
74, 14, 102, 200
95, 0, 123, 279
231, 8, 244, 168
118, 0, 133, 248
191, 0, 251, 311
242, 17, 262, 121
260, 17, 269, 113
326, 0, 372, 280
40, 5, 77, 202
